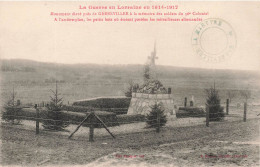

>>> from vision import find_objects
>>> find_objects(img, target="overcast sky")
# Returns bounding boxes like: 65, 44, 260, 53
0, 1, 259, 71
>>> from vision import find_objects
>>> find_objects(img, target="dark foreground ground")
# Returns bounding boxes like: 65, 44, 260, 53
1, 118, 259, 166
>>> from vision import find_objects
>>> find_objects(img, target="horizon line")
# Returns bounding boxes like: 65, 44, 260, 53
1, 58, 259, 73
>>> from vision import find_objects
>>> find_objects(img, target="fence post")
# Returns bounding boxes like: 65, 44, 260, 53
226, 99, 229, 115
89, 113, 94, 142
168, 87, 171, 94
243, 102, 247, 122
168, 88, 171, 98
206, 105, 209, 127
35, 104, 40, 134
184, 97, 187, 107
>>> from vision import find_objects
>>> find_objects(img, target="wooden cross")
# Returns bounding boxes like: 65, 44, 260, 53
148, 43, 158, 66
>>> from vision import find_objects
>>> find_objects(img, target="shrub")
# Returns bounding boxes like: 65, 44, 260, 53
57, 110, 119, 128
125, 81, 139, 97
208, 105, 224, 121
73, 97, 131, 108
62, 105, 94, 113
117, 114, 145, 124
105, 108, 128, 115
2, 106, 23, 124
176, 107, 205, 118
145, 103, 167, 130
42, 110, 70, 131
81, 111, 119, 128
62, 105, 128, 115
205, 86, 225, 121
20, 108, 118, 128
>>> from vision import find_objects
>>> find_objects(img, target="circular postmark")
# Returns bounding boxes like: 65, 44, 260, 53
191, 18, 236, 63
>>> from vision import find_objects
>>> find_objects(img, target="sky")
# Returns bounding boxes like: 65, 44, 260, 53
0, 1, 260, 71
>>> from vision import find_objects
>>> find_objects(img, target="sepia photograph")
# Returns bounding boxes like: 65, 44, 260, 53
0, 1, 259, 167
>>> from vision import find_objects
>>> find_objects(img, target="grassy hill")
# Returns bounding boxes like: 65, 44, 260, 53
1, 59, 260, 106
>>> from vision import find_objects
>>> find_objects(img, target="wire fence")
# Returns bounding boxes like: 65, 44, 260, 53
1, 114, 159, 125
1, 100, 256, 142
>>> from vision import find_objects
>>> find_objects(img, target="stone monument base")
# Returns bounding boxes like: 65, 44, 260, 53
127, 93, 176, 117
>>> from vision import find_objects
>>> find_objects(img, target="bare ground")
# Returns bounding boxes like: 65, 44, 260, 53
0, 118, 259, 167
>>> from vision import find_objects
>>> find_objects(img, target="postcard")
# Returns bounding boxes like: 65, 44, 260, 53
0, 1, 259, 167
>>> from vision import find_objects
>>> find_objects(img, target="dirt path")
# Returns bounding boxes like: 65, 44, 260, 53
1, 118, 259, 166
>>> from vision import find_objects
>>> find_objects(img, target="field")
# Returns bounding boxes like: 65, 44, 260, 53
1, 118, 259, 166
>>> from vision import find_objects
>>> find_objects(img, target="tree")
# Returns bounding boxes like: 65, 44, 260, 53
42, 81, 69, 131
125, 81, 139, 97
2, 86, 22, 124
205, 85, 225, 121
146, 103, 167, 131
227, 90, 235, 103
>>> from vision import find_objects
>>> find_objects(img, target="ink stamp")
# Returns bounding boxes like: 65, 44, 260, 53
191, 18, 237, 63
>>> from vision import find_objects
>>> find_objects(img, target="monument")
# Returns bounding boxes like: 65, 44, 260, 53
127, 42, 176, 117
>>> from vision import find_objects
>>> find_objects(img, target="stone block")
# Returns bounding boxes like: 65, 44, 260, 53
157, 94, 163, 99
142, 94, 149, 99
132, 92, 136, 97
136, 93, 142, 98
149, 94, 157, 99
